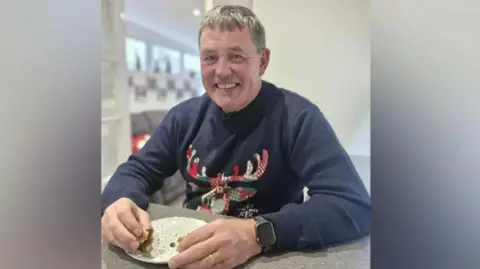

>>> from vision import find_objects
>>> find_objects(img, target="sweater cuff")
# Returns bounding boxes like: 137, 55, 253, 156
260, 204, 303, 252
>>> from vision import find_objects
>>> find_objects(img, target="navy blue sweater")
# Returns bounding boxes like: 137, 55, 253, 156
101, 81, 371, 251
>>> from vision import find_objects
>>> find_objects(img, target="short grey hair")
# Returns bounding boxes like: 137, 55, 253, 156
198, 5, 266, 52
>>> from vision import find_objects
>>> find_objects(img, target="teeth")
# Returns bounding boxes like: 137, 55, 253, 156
217, 84, 237, 89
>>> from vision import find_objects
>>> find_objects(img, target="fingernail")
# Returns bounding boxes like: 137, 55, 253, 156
130, 242, 139, 250
134, 229, 143, 237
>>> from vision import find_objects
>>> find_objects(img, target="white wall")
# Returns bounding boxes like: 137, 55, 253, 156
205, 0, 253, 10
253, 0, 370, 152
348, 113, 371, 156
101, 0, 132, 179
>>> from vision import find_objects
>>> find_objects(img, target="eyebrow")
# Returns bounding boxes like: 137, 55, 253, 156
201, 46, 246, 54
228, 46, 245, 53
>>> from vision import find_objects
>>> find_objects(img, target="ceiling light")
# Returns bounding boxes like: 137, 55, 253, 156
120, 12, 125, 20
192, 9, 201, 16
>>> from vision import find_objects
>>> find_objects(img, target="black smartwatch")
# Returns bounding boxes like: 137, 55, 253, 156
253, 216, 277, 253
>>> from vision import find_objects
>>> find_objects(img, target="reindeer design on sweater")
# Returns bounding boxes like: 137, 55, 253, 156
185, 145, 269, 215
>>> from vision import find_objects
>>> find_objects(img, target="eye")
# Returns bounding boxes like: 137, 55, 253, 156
203, 55, 217, 63
230, 54, 245, 62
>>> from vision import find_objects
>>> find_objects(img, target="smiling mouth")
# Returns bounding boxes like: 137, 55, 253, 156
215, 83, 240, 90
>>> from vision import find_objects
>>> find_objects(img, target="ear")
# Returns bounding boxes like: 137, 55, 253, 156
258, 48, 270, 76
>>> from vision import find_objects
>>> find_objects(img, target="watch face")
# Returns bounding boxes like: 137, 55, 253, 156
257, 222, 276, 247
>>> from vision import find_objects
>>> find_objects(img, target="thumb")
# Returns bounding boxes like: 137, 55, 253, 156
134, 208, 152, 230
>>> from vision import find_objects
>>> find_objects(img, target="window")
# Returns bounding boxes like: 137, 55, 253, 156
183, 53, 204, 95
183, 53, 200, 72
125, 37, 147, 71
151, 45, 181, 75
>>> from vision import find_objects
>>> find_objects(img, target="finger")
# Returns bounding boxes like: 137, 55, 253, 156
177, 222, 216, 252
101, 227, 115, 244
102, 215, 121, 247
109, 215, 140, 252
103, 231, 122, 250
117, 206, 143, 238
112, 231, 139, 253
181, 251, 232, 269
102, 221, 125, 250
101, 216, 114, 243
135, 209, 152, 230
209, 257, 237, 269
168, 237, 219, 269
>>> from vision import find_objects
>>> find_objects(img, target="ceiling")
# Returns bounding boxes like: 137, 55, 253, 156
124, 0, 205, 51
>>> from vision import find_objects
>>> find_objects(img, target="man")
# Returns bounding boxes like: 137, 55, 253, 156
101, 5, 370, 269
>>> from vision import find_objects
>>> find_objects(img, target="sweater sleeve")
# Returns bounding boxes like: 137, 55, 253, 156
101, 109, 179, 215
262, 106, 371, 251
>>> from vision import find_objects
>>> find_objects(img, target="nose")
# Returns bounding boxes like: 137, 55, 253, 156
214, 58, 232, 78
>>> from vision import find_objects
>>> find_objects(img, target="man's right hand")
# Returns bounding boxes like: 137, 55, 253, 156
101, 197, 151, 252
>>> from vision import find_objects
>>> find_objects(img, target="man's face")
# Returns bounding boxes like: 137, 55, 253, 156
199, 26, 270, 112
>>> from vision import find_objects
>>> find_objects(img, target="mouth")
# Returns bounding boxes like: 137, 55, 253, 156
214, 83, 240, 90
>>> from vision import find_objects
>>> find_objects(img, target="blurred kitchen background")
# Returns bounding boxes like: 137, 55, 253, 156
101, 0, 370, 205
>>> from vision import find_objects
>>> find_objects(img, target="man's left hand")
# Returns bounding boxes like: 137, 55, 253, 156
168, 218, 261, 269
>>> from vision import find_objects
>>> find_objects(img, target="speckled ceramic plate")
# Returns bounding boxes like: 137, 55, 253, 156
126, 217, 207, 264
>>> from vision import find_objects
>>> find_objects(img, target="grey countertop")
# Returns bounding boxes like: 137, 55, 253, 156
102, 204, 370, 269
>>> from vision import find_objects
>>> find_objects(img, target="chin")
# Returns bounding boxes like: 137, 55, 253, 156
215, 101, 235, 111
207, 90, 244, 111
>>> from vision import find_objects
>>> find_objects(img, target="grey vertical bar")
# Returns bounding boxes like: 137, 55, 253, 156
0, 1, 101, 269
372, 0, 480, 268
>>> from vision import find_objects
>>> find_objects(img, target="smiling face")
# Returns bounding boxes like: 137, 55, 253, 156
199, 26, 270, 113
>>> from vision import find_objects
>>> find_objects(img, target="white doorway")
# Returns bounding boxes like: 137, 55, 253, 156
101, 0, 131, 186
